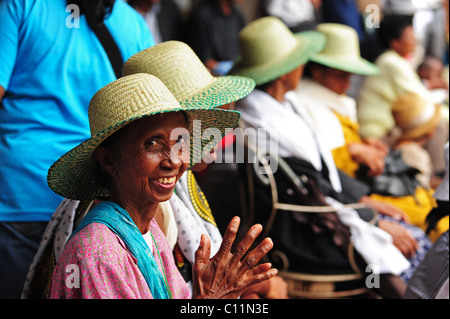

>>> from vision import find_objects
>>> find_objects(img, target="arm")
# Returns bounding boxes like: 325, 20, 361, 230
362, 137, 390, 156
0, 86, 4, 102
347, 142, 386, 177
378, 219, 419, 259
357, 196, 418, 258
240, 276, 289, 299
359, 195, 410, 222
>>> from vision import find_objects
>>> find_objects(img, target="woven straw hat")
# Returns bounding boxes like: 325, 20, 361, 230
122, 41, 255, 107
47, 73, 241, 200
310, 23, 380, 76
391, 92, 441, 141
229, 16, 326, 86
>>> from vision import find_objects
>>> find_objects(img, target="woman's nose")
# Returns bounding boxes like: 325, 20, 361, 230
161, 144, 188, 168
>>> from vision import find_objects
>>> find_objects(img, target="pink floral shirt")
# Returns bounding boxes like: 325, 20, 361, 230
48, 219, 191, 299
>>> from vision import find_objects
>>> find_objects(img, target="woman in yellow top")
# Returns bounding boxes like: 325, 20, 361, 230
295, 23, 446, 241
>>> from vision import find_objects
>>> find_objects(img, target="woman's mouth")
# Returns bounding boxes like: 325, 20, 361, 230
157, 177, 176, 184
153, 176, 177, 190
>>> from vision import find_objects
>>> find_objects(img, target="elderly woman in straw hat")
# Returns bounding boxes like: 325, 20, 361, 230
121, 40, 288, 299
295, 23, 387, 179
23, 41, 286, 299
46, 73, 277, 299
229, 16, 417, 298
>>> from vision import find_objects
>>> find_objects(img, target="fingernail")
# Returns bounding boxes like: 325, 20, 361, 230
266, 238, 273, 248
229, 217, 240, 231
251, 224, 262, 234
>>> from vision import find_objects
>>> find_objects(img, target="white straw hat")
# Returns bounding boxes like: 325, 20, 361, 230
229, 16, 326, 86
310, 23, 380, 76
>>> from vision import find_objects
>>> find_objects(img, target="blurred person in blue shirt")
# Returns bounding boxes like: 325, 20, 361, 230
0, 0, 153, 298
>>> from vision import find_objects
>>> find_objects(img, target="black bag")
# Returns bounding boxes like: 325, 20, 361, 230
357, 150, 421, 197
245, 156, 361, 275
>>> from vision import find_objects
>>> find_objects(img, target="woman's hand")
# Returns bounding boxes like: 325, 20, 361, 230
241, 276, 289, 299
192, 217, 277, 299
378, 219, 419, 259
362, 137, 389, 157
348, 143, 386, 177
359, 196, 410, 223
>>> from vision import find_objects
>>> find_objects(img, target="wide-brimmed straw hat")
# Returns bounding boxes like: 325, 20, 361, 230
309, 23, 380, 76
47, 73, 241, 201
391, 92, 441, 141
122, 41, 255, 108
229, 16, 326, 86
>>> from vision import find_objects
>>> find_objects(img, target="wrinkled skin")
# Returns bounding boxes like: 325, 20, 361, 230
193, 217, 278, 299
95, 112, 277, 299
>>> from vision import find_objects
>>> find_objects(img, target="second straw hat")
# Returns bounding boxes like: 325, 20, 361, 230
122, 41, 255, 108
229, 16, 326, 86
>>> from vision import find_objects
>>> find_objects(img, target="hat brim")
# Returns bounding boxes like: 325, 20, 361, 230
179, 75, 255, 108
399, 104, 442, 141
47, 107, 240, 201
310, 54, 380, 76
229, 31, 326, 86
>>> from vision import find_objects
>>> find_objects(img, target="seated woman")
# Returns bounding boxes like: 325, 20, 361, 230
227, 16, 412, 298
46, 73, 277, 299
122, 40, 288, 299
386, 92, 449, 242
294, 24, 433, 281
295, 24, 387, 180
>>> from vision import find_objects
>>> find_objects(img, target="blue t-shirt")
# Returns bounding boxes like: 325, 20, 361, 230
0, 0, 154, 222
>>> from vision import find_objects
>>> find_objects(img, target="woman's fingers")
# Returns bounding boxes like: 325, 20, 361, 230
231, 224, 263, 264
215, 216, 240, 260
243, 263, 278, 288
194, 234, 211, 267
241, 237, 274, 271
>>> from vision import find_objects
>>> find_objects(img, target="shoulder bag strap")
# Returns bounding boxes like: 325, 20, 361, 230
91, 23, 123, 79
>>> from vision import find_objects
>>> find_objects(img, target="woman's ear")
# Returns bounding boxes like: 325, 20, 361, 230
94, 145, 118, 177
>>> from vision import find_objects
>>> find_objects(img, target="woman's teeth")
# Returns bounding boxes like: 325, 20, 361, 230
157, 177, 176, 184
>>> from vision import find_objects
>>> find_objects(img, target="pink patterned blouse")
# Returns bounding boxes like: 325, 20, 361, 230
48, 219, 191, 299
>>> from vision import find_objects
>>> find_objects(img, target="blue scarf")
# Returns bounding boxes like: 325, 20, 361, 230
70, 201, 170, 299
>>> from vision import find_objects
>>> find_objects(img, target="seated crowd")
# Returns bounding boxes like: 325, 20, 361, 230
0, 0, 448, 300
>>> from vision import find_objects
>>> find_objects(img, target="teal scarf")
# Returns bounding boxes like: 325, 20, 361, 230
70, 201, 170, 299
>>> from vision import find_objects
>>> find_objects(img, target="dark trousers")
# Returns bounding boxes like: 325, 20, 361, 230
0, 221, 47, 299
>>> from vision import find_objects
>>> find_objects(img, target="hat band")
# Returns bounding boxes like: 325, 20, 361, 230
403, 101, 437, 131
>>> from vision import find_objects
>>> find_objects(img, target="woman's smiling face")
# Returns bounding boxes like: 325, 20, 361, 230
97, 112, 190, 206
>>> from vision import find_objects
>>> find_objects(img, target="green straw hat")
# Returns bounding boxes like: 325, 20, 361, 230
122, 41, 255, 108
309, 23, 380, 76
47, 73, 241, 200
229, 16, 326, 86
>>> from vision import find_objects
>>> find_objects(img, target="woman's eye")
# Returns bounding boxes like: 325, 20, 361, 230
177, 135, 187, 144
146, 139, 159, 147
